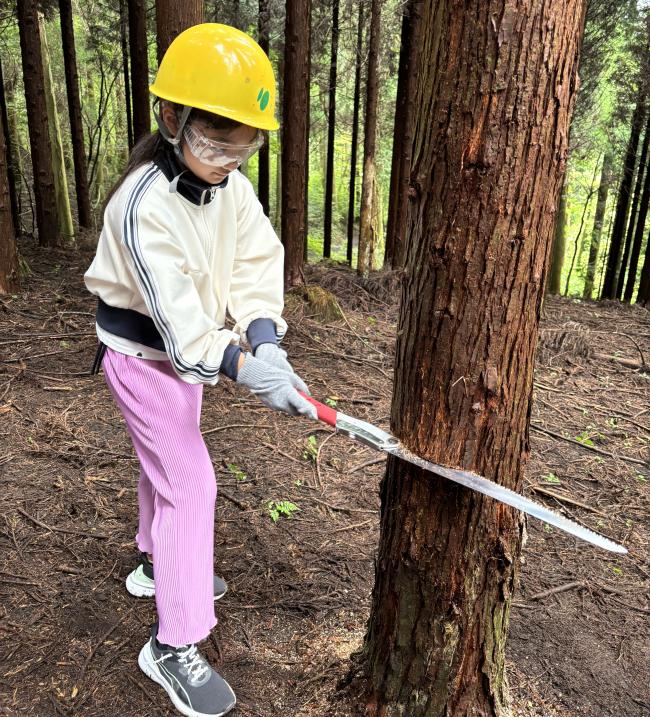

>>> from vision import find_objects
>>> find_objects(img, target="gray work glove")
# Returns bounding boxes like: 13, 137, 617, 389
254, 342, 295, 374
236, 353, 317, 419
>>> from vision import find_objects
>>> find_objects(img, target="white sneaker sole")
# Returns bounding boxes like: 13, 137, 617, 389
126, 568, 227, 602
138, 642, 236, 717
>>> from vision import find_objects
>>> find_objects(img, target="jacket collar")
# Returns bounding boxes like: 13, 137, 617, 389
153, 142, 229, 205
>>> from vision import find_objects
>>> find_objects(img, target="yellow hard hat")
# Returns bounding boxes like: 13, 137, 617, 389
150, 23, 279, 131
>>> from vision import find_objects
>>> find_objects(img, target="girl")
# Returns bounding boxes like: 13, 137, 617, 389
84, 23, 315, 717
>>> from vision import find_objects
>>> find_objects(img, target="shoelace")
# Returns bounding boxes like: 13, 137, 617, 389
156, 644, 209, 684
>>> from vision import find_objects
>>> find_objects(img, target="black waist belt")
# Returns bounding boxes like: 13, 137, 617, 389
96, 298, 166, 352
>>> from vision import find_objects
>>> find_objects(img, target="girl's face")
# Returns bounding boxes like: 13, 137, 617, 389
161, 105, 259, 185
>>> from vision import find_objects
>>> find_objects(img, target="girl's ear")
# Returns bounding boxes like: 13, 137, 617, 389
160, 103, 180, 138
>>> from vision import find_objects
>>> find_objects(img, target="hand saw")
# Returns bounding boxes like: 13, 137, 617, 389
299, 393, 627, 554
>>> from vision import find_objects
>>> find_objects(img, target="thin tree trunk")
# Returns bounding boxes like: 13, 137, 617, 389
59, 0, 92, 229
625, 138, 650, 302
4, 69, 23, 230
16, 0, 59, 246
129, 0, 151, 142
637, 232, 650, 305
0, 59, 20, 236
355, 2, 587, 714
547, 180, 567, 294
281, 0, 311, 288
601, 93, 646, 299
323, 0, 339, 258
0, 74, 19, 294
617, 115, 650, 297
584, 150, 613, 299
156, 0, 204, 65
40, 13, 74, 240
565, 165, 598, 294
357, 0, 381, 277
258, 0, 270, 216
346, 0, 364, 266
119, 0, 134, 151
384, 0, 421, 270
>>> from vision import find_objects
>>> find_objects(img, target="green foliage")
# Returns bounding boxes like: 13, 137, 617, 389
226, 463, 247, 481
301, 435, 318, 462
267, 500, 300, 523
542, 473, 561, 484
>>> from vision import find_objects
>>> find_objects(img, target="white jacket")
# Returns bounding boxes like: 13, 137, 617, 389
84, 160, 287, 385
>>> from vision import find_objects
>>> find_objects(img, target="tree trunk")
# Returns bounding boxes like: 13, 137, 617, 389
257, 0, 270, 216
281, 0, 311, 288
0, 75, 19, 294
323, 0, 339, 258
119, 0, 134, 151
617, 115, 650, 298
357, 0, 381, 277
624, 137, 650, 302
346, 0, 364, 266
58, 0, 92, 230
129, 0, 151, 142
16, 0, 59, 246
584, 150, 613, 299
156, 0, 204, 65
384, 0, 422, 270
601, 93, 646, 299
40, 13, 74, 241
356, 1, 587, 714
0, 59, 20, 236
547, 180, 567, 294
4, 69, 24, 232
636, 230, 650, 305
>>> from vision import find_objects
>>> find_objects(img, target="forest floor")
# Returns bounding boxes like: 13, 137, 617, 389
0, 239, 649, 717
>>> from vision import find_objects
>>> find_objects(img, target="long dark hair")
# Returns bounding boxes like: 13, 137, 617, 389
102, 103, 242, 210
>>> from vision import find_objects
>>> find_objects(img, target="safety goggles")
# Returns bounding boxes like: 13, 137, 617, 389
183, 124, 265, 168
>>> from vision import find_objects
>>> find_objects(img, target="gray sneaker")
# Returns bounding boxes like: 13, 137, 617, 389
138, 623, 236, 717
126, 552, 227, 601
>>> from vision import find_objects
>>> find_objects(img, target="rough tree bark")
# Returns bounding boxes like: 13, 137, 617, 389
16, 0, 59, 246
354, 1, 587, 714
0, 78, 19, 294
584, 150, 613, 299
601, 93, 646, 299
357, 0, 381, 277
59, 0, 92, 229
384, 0, 422, 270
547, 180, 567, 293
257, 0, 271, 216
156, 0, 204, 64
323, 0, 339, 258
129, 0, 151, 142
346, 0, 364, 266
281, 0, 311, 288
636, 235, 650, 304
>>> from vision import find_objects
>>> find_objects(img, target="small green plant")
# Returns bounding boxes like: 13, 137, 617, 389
611, 566, 623, 577
608, 417, 618, 428
325, 396, 338, 408
302, 435, 318, 462
575, 430, 595, 446
226, 463, 247, 481
59, 340, 70, 349
294, 479, 303, 487
543, 523, 553, 533
636, 473, 647, 483
542, 473, 561, 485
367, 316, 377, 326
267, 500, 300, 523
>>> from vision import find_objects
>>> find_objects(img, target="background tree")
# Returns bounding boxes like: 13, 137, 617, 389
59, 0, 91, 229
0, 58, 20, 236
257, 0, 270, 216
128, 0, 150, 142
384, 0, 421, 270
356, 0, 381, 277
281, 0, 311, 287
584, 150, 613, 299
548, 182, 568, 293
322, 0, 339, 259
16, 0, 59, 246
0, 78, 19, 294
155, 0, 204, 64
352, 0, 587, 713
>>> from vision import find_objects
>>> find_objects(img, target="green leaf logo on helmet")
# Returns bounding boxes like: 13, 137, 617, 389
257, 87, 271, 111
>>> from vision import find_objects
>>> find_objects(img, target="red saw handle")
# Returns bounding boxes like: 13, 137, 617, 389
298, 391, 337, 426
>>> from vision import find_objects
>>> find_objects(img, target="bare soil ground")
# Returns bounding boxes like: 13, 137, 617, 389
0, 241, 648, 717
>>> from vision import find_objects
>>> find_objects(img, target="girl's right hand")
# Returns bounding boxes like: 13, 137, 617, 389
235, 354, 317, 420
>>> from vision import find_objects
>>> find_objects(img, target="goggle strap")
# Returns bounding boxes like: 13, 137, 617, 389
156, 105, 192, 146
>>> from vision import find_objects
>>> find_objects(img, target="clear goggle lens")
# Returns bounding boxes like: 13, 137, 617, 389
183, 124, 265, 168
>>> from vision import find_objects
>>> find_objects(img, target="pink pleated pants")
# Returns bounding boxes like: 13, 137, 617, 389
102, 348, 217, 647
